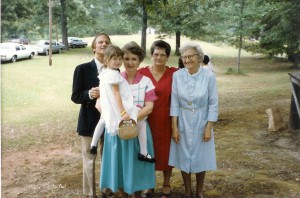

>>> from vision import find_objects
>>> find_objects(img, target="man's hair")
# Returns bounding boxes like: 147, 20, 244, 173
91, 33, 111, 50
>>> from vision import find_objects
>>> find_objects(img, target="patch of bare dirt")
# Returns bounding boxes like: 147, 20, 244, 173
1, 143, 81, 197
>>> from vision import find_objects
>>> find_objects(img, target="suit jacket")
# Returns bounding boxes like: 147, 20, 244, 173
71, 59, 100, 136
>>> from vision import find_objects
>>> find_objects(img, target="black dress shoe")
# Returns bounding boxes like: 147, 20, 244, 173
90, 146, 97, 154
138, 153, 155, 163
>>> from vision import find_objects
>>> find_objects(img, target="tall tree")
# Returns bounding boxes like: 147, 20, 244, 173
258, 0, 300, 67
60, 0, 69, 49
120, 0, 167, 52
153, 0, 205, 55
237, 0, 245, 73
208, 0, 262, 73
141, 0, 148, 52
1, 0, 34, 41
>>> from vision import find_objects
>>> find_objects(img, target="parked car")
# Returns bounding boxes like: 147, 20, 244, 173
67, 37, 78, 42
8, 36, 30, 45
35, 40, 64, 55
0, 42, 35, 63
58, 42, 66, 50
68, 38, 87, 48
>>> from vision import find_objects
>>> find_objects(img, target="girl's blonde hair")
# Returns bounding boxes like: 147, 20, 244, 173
104, 44, 124, 67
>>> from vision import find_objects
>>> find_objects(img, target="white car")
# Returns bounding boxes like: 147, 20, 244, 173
0, 42, 35, 63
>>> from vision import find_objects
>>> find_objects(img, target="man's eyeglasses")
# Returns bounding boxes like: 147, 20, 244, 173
181, 54, 198, 60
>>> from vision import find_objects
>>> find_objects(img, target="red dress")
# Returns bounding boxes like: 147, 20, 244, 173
139, 66, 177, 171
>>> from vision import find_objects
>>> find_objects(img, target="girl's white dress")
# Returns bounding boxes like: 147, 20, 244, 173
100, 68, 138, 135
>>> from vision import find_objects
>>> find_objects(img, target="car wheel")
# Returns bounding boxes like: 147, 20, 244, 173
11, 56, 17, 63
45, 50, 49, 56
29, 53, 34, 59
58, 49, 62, 54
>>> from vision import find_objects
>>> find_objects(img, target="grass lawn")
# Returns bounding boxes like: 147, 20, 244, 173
1, 34, 300, 197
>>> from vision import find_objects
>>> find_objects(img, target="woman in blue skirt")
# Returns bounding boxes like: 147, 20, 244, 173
100, 41, 156, 197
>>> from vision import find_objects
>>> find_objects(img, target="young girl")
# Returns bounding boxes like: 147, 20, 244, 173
91, 44, 155, 163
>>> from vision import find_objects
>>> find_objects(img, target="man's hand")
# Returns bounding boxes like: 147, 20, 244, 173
90, 87, 100, 99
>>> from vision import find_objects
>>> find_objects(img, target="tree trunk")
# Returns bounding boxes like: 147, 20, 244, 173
175, 31, 181, 56
237, 0, 245, 74
49, 0, 52, 66
288, 53, 300, 69
60, 0, 69, 50
141, 0, 147, 53
237, 34, 242, 73
55, 22, 58, 41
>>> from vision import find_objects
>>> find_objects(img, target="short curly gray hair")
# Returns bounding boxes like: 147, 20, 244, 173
179, 42, 204, 61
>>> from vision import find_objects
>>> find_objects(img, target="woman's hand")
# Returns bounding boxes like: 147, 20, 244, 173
203, 122, 213, 142
172, 127, 180, 144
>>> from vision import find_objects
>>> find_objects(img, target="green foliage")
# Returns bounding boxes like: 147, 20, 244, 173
151, 0, 206, 38
1, 0, 135, 41
257, 0, 300, 66
1, 0, 35, 40
1, 0, 299, 67
119, 0, 170, 35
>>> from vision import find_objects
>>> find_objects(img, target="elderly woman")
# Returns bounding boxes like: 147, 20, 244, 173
169, 42, 218, 198
139, 40, 177, 197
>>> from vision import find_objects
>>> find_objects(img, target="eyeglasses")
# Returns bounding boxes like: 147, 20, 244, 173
181, 54, 198, 60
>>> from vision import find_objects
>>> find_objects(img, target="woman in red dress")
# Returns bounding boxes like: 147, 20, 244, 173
139, 40, 177, 197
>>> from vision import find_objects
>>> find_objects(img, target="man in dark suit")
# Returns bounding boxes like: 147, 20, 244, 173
71, 33, 111, 198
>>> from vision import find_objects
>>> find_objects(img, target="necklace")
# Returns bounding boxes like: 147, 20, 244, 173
186, 68, 201, 105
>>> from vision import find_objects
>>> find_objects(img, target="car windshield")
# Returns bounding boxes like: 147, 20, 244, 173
37, 40, 49, 45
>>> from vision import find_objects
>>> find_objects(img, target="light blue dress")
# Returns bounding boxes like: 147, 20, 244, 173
168, 67, 218, 173
100, 123, 155, 194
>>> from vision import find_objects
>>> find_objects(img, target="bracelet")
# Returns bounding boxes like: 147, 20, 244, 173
121, 111, 126, 116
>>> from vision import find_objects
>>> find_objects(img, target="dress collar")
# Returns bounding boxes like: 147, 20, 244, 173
121, 71, 143, 84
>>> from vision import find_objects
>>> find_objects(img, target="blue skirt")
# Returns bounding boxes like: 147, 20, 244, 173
100, 122, 156, 194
